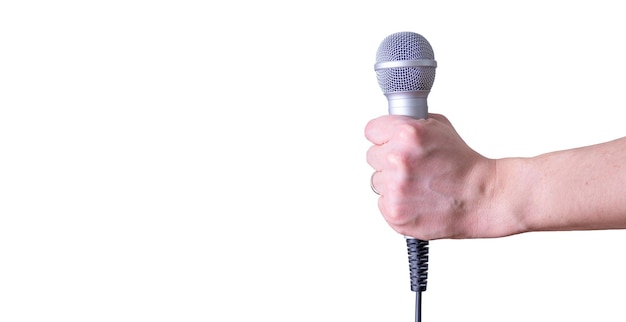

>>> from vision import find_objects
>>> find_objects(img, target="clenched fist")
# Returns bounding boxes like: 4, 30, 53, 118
365, 114, 520, 240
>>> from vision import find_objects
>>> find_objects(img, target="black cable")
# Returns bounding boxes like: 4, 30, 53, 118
406, 238, 428, 322
415, 291, 422, 322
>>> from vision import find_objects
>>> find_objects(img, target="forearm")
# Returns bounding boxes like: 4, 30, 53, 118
499, 137, 626, 234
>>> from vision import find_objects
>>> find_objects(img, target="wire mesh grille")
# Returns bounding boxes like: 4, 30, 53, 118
375, 32, 436, 93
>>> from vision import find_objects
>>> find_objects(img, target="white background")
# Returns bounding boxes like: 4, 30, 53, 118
1, 1, 625, 321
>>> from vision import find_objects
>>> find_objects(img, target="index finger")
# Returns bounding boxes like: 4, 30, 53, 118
364, 114, 417, 145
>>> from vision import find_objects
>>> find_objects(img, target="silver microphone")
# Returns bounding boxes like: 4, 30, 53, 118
374, 31, 436, 322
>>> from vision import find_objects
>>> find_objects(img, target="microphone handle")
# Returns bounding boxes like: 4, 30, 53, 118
388, 99, 429, 321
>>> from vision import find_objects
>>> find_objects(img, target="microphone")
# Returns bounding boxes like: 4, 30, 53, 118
374, 31, 436, 322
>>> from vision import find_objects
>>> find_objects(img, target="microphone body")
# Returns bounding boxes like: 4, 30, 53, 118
374, 31, 437, 322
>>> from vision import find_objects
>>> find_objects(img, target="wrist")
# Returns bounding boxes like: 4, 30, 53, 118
486, 157, 537, 237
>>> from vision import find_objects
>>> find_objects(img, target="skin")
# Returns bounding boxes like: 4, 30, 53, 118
365, 113, 626, 240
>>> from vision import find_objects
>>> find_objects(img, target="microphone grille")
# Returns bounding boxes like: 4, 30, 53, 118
375, 32, 436, 94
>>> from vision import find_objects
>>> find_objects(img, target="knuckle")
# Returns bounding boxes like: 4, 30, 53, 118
385, 150, 412, 170
395, 122, 423, 144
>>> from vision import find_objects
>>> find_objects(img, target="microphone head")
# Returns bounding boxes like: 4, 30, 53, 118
374, 32, 437, 94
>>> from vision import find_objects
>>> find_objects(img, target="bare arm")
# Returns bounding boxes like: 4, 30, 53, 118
365, 114, 626, 240
502, 137, 626, 234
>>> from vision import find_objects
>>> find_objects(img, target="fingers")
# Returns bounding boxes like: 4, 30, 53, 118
365, 115, 424, 190
366, 144, 385, 171
364, 115, 391, 145
365, 114, 448, 146
365, 115, 420, 145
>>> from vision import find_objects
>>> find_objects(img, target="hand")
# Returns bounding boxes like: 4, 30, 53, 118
365, 114, 503, 240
